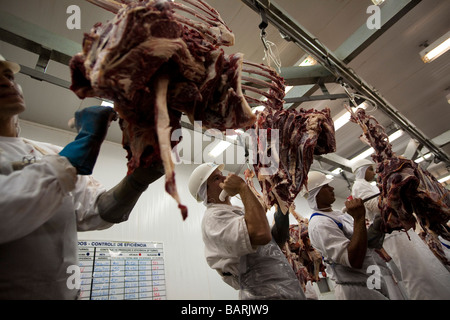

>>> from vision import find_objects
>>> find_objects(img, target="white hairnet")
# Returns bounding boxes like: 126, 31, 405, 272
197, 181, 208, 206
306, 185, 324, 211
355, 165, 371, 180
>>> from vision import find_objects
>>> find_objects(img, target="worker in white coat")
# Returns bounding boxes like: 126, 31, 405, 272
188, 163, 305, 300
351, 159, 450, 300
306, 171, 390, 300
0, 55, 164, 299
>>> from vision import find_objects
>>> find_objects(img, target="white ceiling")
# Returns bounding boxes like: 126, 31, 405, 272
0, 0, 449, 200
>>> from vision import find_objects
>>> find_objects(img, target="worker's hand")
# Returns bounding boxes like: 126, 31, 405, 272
344, 198, 366, 221
59, 106, 117, 175
73, 106, 117, 137
220, 173, 246, 197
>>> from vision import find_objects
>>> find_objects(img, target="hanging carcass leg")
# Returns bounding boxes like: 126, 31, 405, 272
154, 74, 188, 220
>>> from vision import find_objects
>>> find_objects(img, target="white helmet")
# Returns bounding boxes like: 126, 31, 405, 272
188, 163, 225, 202
351, 159, 373, 173
0, 54, 20, 74
303, 171, 333, 197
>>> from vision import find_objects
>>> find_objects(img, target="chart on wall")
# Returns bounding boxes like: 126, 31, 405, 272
77, 240, 166, 300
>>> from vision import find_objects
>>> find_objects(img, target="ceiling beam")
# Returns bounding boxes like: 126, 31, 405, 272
0, 11, 80, 65
284, 93, 348, 104
241, 0, 450, 167
279, 65, 335, 86
334, 0, 422, 64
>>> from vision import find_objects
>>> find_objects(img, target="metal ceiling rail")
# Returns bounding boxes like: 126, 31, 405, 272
241, 0, 450, 166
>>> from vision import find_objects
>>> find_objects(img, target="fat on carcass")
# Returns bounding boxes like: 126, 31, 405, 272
239, 61, 336, 214
349, 107, 450, 265
70, 0, 257, 220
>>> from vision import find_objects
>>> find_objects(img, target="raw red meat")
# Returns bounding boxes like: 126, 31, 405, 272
349, 108, 450, 264
282, 210, 326, 291
238, 62, 336, 213
250, 106, 336, 214
70, 0, 256, 219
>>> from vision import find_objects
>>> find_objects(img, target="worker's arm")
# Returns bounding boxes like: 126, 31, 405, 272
97, 163, 164, 223
345, 198, 367, 269
0, 155, 77, 244
271, 205, 290, 247
221, 174, 271, 245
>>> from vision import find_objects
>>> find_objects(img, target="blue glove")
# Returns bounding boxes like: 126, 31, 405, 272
60, 106, 117, 175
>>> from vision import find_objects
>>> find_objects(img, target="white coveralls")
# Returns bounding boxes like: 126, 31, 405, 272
0, 137, 113, 299
352, 174, 450, 300
308, 209, 389, 300
202, 203, 305, 300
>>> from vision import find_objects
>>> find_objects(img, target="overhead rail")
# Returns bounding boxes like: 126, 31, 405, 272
241, 0, 449, 167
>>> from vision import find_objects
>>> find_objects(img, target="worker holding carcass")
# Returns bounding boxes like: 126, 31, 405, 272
306, 171, 393, 299
188, 163, 305, 300
351, 159, 450, 300
0, 55, 164, 299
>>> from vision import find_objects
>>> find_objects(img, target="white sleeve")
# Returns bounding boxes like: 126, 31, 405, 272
203, 208, 256, 258
308, 217, 351, 267
72, 175, 114, 231
0, 155, 77, 244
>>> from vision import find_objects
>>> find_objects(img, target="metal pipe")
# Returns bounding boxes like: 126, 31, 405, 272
241, 0, 449, 166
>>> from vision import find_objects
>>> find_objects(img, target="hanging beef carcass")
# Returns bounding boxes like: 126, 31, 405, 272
250, 107, 336, 214
70, 0, 256, 219
241, 62, 336, 213
72, 0, 336, 220
229, 59, 336, 214
349, 107, 450, 264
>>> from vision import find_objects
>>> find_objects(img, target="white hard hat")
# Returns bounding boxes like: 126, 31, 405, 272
304, 171, 333, 196
351, 159, 373, 173
188, 163, 225, 202
0, 54, 20, 74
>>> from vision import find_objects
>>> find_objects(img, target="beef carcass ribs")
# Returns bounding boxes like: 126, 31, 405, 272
250, 107, 336, 214
349, 108, 450, 264
238, 62, 336, 214
70, 0, 256, 219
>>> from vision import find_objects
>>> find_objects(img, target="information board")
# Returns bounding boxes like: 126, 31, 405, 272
77, 240, 166, 300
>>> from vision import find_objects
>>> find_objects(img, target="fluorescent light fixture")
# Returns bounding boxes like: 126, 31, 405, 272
299, 55, 317, 67
371, 0, 385, 5
351, 147, 375, 163
331, 168, 342, 175
414, 153, 432, 164
420, 31, 450, 63
438, 174, 450, 184
285, 85, 293, 94
101, 100, 114, 108
350, 130, 404, 162
388, 129, 404, 142
333, 102, 369, 131
208, 140, 232, 158
252, 106, 266, 113
325, 174, 334, 179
